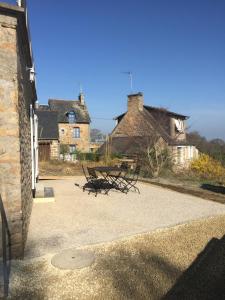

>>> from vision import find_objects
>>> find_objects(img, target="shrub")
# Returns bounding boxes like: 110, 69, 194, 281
77, 152, 100, 162
140, 144, 173, 178
60, 144, 69, 154
190, 154, 225, 184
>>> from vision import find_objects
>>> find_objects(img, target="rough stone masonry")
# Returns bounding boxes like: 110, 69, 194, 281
0, 2, 37, 258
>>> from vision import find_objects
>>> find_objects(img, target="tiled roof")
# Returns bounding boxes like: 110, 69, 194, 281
36, 110, 59, 140
48, 99, 91, 123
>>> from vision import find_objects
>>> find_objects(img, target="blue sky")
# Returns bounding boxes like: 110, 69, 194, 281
8, 0, 225, 139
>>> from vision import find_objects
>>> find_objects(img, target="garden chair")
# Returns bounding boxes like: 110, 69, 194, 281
82, 165, 111, 196
120, 165, 141, 194
120, 161, 129, 170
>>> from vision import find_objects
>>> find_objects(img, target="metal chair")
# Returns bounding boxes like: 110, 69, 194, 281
120, 165, 141, 194
120, 161, 129, 170
82, 165, 111, 196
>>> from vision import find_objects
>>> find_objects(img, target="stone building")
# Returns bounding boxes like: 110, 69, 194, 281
101, 92, 198, 167
0, 2, 38, 258
36, 110, 59, 160
38, 93, 91, 159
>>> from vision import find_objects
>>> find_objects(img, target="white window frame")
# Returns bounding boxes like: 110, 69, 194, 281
73, 127, 80, 139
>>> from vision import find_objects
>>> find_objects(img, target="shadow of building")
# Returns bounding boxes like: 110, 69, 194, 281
164, 235, 225, 300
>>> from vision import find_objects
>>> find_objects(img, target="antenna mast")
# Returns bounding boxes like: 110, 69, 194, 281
122, 71, 133, 93
79, 82, 83, 94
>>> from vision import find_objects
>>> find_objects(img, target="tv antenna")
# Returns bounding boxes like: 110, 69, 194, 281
122, 71, 133, 93
78, 82, 83, 94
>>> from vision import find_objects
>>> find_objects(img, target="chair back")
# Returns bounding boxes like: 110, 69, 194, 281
87, 167, 98, 179
134, 165, 141, 175
82, 164, 90, 181
120, 161, 129, 170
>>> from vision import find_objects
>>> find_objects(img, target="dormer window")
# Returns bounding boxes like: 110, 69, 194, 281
68, 111, 76, 124
175, 119, 184, 133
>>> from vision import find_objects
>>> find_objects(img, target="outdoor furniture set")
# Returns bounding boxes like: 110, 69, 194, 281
82, 164, 141, 197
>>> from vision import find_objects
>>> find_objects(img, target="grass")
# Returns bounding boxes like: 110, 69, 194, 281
39, 160, 105, 176
139, 169, 225, 204
9, 214, 225, 299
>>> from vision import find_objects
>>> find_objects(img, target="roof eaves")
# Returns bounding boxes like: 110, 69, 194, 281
113, 112, 126, 120
144, 105, 189, 119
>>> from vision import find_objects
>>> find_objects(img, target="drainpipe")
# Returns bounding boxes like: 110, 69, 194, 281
34, 113, 39, 182
30, 105, 35, 194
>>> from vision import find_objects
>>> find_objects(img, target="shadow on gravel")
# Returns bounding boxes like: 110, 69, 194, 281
9, 261, 47, 300
95, 249, 181, 299
164, 235, 225, 300
201, 183, 225, 195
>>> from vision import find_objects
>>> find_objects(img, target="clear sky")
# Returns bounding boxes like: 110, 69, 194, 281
9, 0, 225, 139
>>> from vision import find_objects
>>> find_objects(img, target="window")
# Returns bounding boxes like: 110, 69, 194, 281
61, 128, 65, 134
73, 127, 80, 138
68, 111, 76, 124
177, 146, 184, 164
174, 119, 184, 133
69, 144, 76, 153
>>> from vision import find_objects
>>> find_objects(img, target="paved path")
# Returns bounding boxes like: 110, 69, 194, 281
25, 177, 225, 258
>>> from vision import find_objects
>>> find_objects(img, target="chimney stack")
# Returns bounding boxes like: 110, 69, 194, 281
79, 92, 85, 105
127, 92, 144, 112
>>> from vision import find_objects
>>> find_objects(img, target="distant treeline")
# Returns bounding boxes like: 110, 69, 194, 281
187, 131, 225, 166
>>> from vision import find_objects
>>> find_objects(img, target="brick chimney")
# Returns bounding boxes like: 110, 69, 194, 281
127, 92, 144, 112
78, 92, 85, 105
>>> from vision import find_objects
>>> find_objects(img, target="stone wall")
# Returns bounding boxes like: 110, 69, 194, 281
50, 140, 59, 159
0, 5, 36, 258
58, 123, 90, 152
17, 16, 35, 256
171, 145, 199, 167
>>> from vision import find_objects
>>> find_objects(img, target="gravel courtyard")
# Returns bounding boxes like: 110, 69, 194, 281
25, 177, 225, 259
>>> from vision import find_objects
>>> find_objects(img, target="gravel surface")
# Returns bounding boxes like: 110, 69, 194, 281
9, 214, 225, 299
25, 177, 225, 259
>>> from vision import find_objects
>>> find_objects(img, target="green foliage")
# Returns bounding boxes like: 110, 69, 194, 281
60, 144, 69, 155
60, 144, 69, 160
187, 131, 225, 166
110, 152, 124, 159
76, 152, 101, 162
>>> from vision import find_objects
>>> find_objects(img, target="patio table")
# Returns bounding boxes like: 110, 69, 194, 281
93, 166, 127, 192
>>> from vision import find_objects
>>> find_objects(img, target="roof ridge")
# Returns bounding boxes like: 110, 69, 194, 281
49, 99, 79, 102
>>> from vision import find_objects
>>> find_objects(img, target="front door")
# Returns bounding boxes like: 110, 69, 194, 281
39, 143, 50, 161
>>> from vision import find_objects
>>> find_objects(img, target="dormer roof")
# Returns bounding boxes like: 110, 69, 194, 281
47, 99, 91, 123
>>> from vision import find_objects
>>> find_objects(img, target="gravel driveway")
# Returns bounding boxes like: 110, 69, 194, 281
25, 177, 225, 259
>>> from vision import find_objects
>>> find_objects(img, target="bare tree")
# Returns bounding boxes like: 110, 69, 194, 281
136, 109, 180, 177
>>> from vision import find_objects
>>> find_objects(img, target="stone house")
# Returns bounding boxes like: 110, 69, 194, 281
38, 93, 91, 158
102, 92, 198, 167
0, 2, 38, 258
36, 110, 59, 160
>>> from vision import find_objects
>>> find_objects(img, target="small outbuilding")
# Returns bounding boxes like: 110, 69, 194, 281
36, 110, 59, 161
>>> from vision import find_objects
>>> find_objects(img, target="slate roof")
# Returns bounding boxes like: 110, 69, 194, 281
48, 99, 91, 123
144, 106, 188, 120
114, 106, 189, 121
36, 111, 59, 140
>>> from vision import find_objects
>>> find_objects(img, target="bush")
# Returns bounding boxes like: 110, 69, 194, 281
190, 154, 225, 184
140, 145, 173, 178
77, 152, 100, 162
